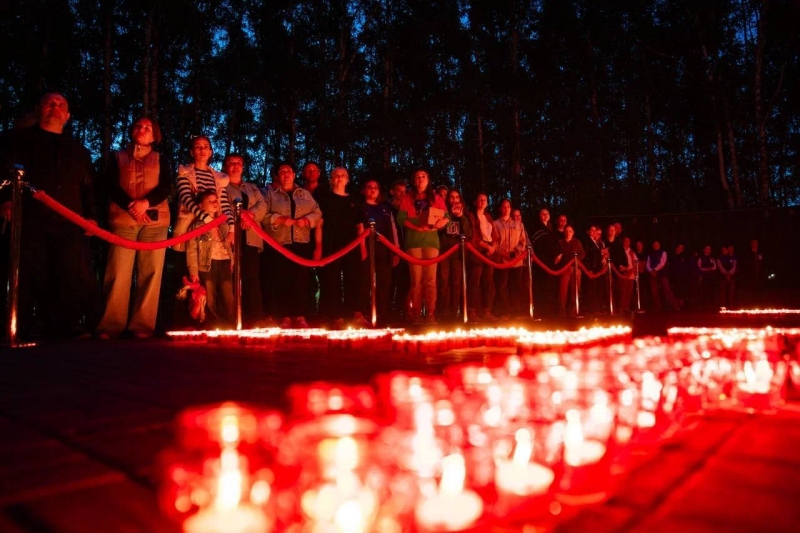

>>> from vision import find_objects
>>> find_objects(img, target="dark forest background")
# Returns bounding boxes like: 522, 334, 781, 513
1, 0, 798, 217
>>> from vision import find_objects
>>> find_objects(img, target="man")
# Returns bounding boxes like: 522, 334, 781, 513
646, 240, 682, 311
583, 225, 607, 313
302, 161, 325, 196
0, 93, 98, 339
606, 225, 625, 313
315, 167, 367, 328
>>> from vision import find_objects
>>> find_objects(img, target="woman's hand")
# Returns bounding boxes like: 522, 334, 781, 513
295, 217, 310, 228
128, 199, 150, 220
277, 216, 295, 226
555, 254, 563, 264
190, 274, 200, 283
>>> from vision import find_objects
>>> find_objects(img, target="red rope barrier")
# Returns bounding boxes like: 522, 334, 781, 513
465, 243, 527, 270
577, 261, 609, 279
376, 233, 459, 266
32, 190, 226, 250
529, 253, 576, 276
241, 211, 369, 267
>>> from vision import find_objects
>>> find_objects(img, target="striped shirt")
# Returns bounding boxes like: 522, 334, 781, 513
177, 167, 234, 225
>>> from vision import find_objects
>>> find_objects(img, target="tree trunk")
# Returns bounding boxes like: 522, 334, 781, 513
477, 103, 486, 192
509, 1, 522, 206
150, 14, 159, 115
382, 54, 392, 176
645, 94, 657, 204
101, 1, 113, 170
337, 1, 349, 166
143, 8, 154, 116
700, 43, 735, 210
724, 102, 743, 207
754, 0, 770, 206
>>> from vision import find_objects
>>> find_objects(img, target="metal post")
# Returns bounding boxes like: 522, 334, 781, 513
527, 245, 535, 320
460, 234, 468, 324
233, 199, 243, 331
368, 219, 377, 328
7, 165, 25, 347
607, 261, 615, 315
573, 253, 582, 318
634, 259, 643, 313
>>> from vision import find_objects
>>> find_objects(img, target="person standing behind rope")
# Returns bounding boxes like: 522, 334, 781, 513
224, 153, 267, 326
97, 117, 171, 339
438, 190, 472, 322
360, 179, 397, 325
717, 245, 737, 309
397, 169, 449, 325
315, 167, 368, 329
169, 135, 232, 328
492, 199, 526, 320
466, 192, 499, 322
555, 225, 585, 317
0, 92, 99, 340
263, 162, 322, 328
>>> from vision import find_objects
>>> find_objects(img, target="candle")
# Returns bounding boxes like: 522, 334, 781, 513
494, 428, 554, 497
183, 449, 268, 533
415, 454, 483, 531
563, 410, 606, 467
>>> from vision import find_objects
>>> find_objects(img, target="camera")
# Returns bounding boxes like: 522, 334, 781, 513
146, 209, 158, 221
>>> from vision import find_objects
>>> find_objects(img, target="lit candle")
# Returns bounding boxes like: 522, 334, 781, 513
415, 454, 484, 531
183, 449, 268, 533
494, 428, 554, 497
563, 410, 606, 467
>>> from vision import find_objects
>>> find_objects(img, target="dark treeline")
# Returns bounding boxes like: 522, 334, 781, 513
1, 0, 798, 216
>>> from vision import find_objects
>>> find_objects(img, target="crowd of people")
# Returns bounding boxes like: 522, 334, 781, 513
0, 93, 769, 340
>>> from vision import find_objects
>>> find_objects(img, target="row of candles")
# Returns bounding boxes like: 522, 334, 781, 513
167, 326, 633, 354
159, 326, 800, 532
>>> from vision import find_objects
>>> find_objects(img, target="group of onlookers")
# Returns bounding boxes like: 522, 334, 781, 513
0, 93, 771, 341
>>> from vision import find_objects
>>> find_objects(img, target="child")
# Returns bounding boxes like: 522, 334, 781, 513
186, 190, 234, 325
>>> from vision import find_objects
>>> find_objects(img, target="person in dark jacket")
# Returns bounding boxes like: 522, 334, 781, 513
555, 225, 585, 317
0, 93, 99, 340
531, 208, 559, 317
437, 189, 471, 321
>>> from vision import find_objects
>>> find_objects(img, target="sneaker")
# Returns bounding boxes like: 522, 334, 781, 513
97, 332, 111, 340
294, 316, 309, 329
425, 314, 438, 326
133, 332, 152, 339
332, 318, 346, 330
353, 312, 371, 329
409, 315, 423, 326
279, 317, 294, 329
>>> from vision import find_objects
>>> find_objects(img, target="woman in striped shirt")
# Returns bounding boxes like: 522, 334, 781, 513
173, 135, 233, 251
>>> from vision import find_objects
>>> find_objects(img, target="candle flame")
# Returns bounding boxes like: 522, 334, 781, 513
220, 414, 240, 445
439, 454, 466, 496
512, 428, 533, 465
563, 409, 584, 466
216, 449, 242, 511
334, 437, 360, 472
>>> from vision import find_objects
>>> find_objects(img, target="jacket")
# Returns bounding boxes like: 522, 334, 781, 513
108, 144, 170, 228
173, 164, 231, 251
186, 218, 233, 277
226, 181, 268, 251
493, 218, 527, 268
263, 186, 322, 245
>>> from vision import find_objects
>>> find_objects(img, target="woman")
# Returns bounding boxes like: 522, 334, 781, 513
263, 161, 322, 328
169, 135, 232, 328
97, 117, 171, 339
530, 208, 558, 317
466, 192, 499, 322
361, 179, 397, 325
697, 244, 717, 310
555, 225, 585, 317
396, 170, 449, 324
187, 190, 234, 324
224, 153, 267, 326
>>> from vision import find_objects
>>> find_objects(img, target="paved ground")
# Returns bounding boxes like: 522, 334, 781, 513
1, 314, 799, 532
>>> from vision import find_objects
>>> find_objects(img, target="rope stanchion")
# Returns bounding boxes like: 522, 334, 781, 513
31, 190, 226, 249
465, 242, 526, 269
7, 165, 25, 348
233, 200, 243, 331
460, 235, 469, 324
376, 233, 459, 266
241, 211, 369, 267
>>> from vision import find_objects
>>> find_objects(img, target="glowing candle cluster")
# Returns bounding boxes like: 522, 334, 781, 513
159, 326, 798, 532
